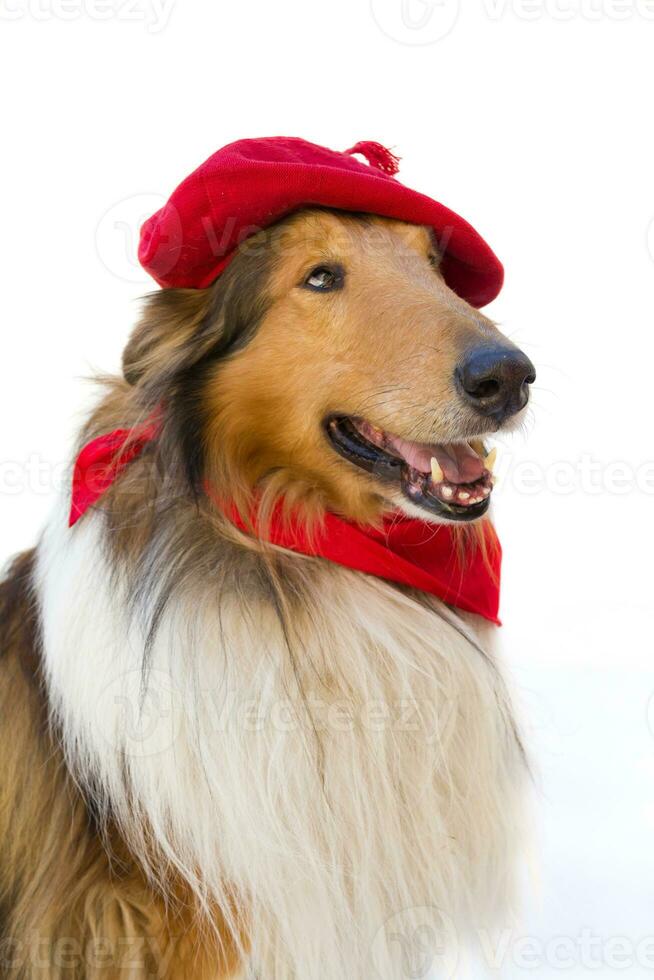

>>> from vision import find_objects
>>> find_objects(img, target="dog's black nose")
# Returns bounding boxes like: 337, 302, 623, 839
456, 345, 535, 423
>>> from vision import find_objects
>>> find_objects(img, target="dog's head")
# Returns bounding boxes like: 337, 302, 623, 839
123, 209, 534, 526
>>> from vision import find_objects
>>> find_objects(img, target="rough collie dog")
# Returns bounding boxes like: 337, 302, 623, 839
0, 205, 534, 978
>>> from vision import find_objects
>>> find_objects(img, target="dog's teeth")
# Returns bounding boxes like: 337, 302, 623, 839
441, 485, 453, 499
470, 440, 485, 457
484, 447, 497, 473
458, 491, 470, 501
430, 457, 444, 483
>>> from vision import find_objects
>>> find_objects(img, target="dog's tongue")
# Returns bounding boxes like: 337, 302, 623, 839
387, 435, 485, 484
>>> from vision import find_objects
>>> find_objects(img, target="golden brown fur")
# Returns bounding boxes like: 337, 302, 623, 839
0, 554, 242, 979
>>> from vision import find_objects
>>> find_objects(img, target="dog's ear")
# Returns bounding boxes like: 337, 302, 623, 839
123, 237, 276, 399
122, 287, 219, 389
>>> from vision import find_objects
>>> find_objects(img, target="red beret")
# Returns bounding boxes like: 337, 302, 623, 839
138, 137, 503, 308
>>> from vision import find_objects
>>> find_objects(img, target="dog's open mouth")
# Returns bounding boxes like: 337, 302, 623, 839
325, 415, 496, 522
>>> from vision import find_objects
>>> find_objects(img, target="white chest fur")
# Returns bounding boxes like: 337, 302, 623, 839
37, 498, 522, 980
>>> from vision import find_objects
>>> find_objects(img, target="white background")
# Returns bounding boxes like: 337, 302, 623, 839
1, 0, 654, 976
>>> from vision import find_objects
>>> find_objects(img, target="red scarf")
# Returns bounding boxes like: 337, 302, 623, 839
69, 423, 501, 624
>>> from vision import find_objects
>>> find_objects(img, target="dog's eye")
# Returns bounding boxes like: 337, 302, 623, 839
303, 265, 344, 292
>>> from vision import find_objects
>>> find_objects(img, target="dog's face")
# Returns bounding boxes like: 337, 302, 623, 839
201, 210, 534, 524
125, 209, 534, 526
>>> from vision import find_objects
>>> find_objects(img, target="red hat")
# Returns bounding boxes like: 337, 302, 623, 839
138, 137, 503, 308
